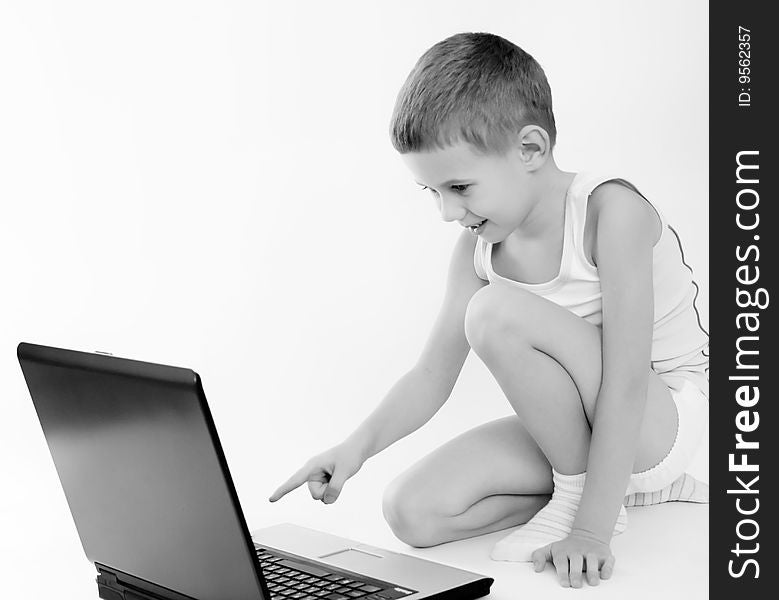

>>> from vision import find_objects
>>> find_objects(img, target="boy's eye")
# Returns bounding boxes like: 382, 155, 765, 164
418, 184, 469, 196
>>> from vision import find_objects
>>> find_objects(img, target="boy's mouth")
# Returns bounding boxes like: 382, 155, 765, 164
466, 219, 487, 233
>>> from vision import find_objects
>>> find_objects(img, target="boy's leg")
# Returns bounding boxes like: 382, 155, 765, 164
463, 283, 678, 475
383, 283, 680, 549
382, 416, 554, 548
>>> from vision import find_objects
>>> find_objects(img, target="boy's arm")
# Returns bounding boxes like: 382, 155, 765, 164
344, 229, 487, 462
571, 184, 659, 540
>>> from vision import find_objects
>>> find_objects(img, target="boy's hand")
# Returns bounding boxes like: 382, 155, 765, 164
531, 530, 615, 588
268, 443, 364, 504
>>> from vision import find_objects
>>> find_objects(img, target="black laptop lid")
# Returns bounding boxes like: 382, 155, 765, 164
18, 343, 266, 600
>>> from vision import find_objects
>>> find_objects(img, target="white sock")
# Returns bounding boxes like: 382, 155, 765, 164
623, 473, 709, 507
491, 469, 627, 563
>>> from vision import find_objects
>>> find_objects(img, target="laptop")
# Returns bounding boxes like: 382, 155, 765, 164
17, 342, 493, 600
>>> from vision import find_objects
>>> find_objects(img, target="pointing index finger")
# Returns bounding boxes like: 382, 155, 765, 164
269, 464, 314, 502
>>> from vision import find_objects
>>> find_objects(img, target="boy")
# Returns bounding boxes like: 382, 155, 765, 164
270, 32, 709, 588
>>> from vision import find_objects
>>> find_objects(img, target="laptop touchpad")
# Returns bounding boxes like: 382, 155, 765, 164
320, 548, 383, 571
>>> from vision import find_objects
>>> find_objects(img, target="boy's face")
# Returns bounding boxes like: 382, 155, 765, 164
400, 141, 535, 243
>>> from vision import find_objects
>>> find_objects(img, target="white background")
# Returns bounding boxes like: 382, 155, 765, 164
0, 1, 707, 597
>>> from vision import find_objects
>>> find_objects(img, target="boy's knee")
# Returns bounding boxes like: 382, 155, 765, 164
465, 285, 529, 355
382, 481, 443, 548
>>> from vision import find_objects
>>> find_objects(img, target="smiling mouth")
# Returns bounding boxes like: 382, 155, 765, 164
467, 219, 487, 232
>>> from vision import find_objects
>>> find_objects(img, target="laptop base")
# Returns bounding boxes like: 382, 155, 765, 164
97, 565, 197, 600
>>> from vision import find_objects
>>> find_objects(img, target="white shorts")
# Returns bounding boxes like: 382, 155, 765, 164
625, 378, 708, 494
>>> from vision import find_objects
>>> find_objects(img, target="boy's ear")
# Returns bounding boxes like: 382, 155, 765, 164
516, 125, 551, 170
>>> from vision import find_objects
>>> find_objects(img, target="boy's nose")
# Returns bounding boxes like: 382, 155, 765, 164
438, 196, 466, 223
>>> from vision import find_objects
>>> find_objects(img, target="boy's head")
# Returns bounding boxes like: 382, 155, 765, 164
390, 32, 556, 156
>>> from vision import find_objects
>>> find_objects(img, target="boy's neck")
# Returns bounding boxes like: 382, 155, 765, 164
510, 162, 576, 241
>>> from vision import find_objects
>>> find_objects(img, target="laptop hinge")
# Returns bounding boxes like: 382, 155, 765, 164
96, 565, 197, 600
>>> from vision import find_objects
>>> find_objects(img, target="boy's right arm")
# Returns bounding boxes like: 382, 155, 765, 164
343, 230, 486, 461
270, 230, 486, 503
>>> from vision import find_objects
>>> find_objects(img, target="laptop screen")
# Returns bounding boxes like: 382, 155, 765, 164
18, 343, 266, 600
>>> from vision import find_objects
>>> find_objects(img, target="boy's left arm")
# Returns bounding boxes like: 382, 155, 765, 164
532, 184, 659, 587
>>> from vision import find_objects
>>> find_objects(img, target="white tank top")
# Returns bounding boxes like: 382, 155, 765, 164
473, 172, 709, 395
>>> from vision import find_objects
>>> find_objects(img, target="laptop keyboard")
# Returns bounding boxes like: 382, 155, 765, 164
255, 546, 417, 600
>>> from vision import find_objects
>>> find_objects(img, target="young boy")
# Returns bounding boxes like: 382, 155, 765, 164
270, 32, 709, 589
